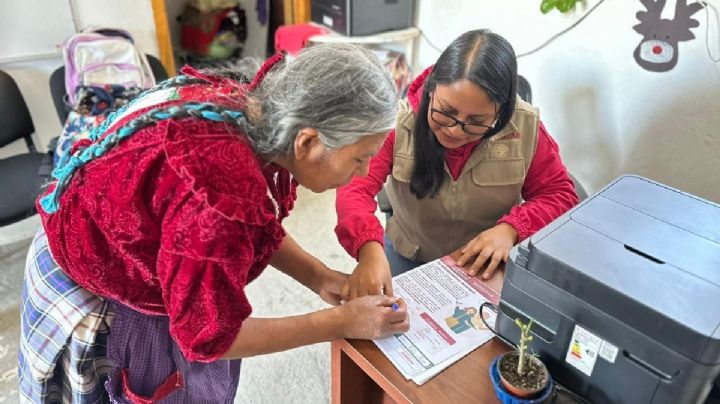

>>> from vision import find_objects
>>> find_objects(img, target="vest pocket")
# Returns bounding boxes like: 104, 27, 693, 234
471, 158, 526, 186
391, 155, 414, 183
386, 217, 420, 260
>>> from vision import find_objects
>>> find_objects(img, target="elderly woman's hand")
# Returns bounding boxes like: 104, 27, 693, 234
316, 268, 349, 306
456, 223, 519, 280
340, 295, 409, 340
341, 242, 393, 301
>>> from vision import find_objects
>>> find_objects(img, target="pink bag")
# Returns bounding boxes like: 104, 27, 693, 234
62, 28, 155, 105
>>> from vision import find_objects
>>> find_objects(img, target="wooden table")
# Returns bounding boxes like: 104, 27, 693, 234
331, 260, 510, 404
332, 337, 510, 404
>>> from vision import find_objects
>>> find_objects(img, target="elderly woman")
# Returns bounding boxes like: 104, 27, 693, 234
19, 44, 409, 403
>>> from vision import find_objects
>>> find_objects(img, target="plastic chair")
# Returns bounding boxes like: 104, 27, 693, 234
517, 75, 533, 105
0, 70, 48, 226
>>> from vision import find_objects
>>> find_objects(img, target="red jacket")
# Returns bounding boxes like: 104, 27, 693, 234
335, 67, 579, 259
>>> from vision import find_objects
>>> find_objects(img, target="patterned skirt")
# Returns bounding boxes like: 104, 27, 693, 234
19, 229, 242, 403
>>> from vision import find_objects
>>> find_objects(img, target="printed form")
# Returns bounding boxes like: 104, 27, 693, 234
374, 256, 500, 385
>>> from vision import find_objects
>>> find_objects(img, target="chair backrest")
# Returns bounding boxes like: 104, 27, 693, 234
518, 75, 532, 104
49, 66, 69, 125
146, 54, 170, 82
517, 75, 588, 200
0, 69, 36, 152
49, 54, 169, 124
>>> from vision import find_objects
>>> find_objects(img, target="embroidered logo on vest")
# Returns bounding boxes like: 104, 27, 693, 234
491, 144, 510, 158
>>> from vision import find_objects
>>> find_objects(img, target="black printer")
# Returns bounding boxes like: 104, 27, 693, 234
497, 175, 720, 404
311, 0, 414, 36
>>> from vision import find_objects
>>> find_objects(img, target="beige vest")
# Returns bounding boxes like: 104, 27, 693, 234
385, 96, 539, 262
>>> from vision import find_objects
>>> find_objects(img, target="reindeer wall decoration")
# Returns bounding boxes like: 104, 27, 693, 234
633, 0, 704, 72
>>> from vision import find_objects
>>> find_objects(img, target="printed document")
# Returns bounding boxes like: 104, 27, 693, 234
374, 256, 500, 385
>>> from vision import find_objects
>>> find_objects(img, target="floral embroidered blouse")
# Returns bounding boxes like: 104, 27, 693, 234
38, 62, 297, 362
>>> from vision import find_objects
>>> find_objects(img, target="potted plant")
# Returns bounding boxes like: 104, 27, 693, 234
490, 318, 552, 403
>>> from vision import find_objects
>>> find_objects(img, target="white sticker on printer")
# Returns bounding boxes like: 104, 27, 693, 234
565, 325, 603, 376
599, 340, 619, 363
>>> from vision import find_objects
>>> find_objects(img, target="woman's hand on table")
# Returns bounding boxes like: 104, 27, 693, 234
456, 223, 519, 280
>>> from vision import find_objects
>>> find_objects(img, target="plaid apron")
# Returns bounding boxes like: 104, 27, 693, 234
19, 229, 242, 403
19, 228, 113, 403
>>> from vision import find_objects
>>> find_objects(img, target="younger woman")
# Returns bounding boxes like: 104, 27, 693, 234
336, 30, 579, 298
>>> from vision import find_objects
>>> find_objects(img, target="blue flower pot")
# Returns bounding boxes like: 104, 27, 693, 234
489, 355, 553, 404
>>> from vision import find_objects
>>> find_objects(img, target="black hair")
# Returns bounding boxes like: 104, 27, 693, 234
410, 29, 518, 199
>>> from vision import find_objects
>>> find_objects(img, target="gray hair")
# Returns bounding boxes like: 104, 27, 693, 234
247, 43, 398, 158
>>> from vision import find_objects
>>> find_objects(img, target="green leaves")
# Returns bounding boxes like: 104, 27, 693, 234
541, 0, 581, 14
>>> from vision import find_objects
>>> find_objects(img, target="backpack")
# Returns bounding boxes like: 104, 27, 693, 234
53, 85, 142, 166
62, 28, 155, 105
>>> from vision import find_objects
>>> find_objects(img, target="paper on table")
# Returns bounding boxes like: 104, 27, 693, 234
412, 344, 476, 385
374, 256, 500, 385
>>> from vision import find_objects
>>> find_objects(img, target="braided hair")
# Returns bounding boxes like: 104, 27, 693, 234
40, 92, 247, 213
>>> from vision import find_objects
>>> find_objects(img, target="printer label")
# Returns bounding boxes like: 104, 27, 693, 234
599, 340, 619, 363
565, 325, 603, 376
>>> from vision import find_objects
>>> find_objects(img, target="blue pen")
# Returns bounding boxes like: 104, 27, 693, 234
391, 302, 399, 311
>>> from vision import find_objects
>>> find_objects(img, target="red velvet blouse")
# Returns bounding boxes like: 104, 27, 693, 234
39, 69, 297, 362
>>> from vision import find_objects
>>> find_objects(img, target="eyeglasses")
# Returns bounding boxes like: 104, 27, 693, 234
430, 94, 497, 136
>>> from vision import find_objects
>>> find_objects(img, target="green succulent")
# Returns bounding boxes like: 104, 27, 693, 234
515, 318, 534, 375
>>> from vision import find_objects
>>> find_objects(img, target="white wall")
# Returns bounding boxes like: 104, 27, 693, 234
416, 0, 720, 203
0, 0, 75, 62
72, 0, 160, 58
